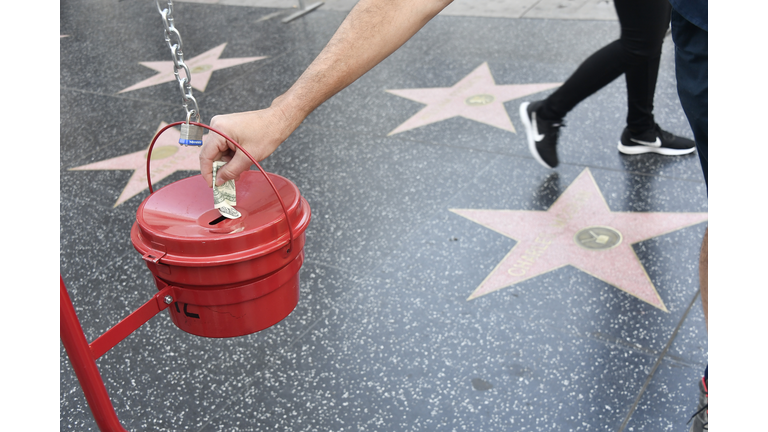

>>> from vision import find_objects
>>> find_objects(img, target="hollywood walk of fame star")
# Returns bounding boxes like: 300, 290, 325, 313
385, 62, 561, 135
70, 122, 202, 207
118, 43, 266, 94
450, 169, 708, 310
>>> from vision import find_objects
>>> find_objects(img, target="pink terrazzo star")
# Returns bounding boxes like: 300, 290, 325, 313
70, 122, 202, 207
386, 62, 560, 135
450, 169, 708, 310
119, 43, 266, 93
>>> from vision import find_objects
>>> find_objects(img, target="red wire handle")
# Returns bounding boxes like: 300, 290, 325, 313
145, 121, 294, 253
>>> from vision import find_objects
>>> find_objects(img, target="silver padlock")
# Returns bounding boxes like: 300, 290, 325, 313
179, 111, 203, 146
179, 122, 203, 146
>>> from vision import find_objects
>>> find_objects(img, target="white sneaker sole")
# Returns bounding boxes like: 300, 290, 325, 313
519, 102, 554, 169
617, 141, 697, 156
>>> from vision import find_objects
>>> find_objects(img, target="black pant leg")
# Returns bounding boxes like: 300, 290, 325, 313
619, 0, 671, 132
538, 0, 671, 132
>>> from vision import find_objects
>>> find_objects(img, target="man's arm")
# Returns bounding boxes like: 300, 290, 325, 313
200, 0, 453, 186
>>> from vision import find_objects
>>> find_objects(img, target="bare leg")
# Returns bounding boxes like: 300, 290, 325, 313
700, 227, 708, 330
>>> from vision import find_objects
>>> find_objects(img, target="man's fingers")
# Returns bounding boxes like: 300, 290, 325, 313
214, 151, 252, 186
200, 111, 281, 186
200, 155, 215, 187
200, 131, 231, 186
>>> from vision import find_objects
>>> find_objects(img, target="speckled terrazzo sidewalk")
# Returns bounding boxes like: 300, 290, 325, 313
60, 1, 708, 430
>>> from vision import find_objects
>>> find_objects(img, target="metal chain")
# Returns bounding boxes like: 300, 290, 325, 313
155, 0, 201, 123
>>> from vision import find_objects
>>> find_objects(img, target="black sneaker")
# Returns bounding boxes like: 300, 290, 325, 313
519, 100, 563, 168
618, 124, 696, 155
687, 377, 708, 431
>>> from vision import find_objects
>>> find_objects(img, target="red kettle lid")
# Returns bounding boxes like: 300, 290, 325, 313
133, 171, 310, 266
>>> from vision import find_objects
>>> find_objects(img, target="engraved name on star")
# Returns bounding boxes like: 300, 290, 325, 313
70, 122, 202, 207
450, 169, 708, 310
386, 62, 560, 135
119, 43, 266, 93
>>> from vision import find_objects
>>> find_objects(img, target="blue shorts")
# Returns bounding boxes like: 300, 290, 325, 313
671, 9, 708, 188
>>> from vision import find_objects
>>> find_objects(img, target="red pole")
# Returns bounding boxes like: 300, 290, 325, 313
60, 276, 129, 432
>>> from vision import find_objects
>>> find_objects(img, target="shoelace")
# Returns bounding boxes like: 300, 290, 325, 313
545, 121, 564, 134
533, 112, 564, 133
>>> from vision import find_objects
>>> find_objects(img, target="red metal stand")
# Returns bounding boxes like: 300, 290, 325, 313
60, 276, 131, 432
61, 275, 179, 430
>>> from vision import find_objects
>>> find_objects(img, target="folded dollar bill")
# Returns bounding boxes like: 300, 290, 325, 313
212, 161, 241, 219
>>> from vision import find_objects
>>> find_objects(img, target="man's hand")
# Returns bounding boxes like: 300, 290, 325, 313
200, 106, 295, 187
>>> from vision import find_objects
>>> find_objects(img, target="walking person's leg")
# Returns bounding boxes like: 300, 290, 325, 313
616, 0, 696, 155
619, 0, 670, 134
521, 0, 694, 168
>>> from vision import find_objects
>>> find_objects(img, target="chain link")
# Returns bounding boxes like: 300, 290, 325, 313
155, 0, 201, 123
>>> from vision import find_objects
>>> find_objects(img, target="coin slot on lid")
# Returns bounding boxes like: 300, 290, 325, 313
209, 215, 229, 225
